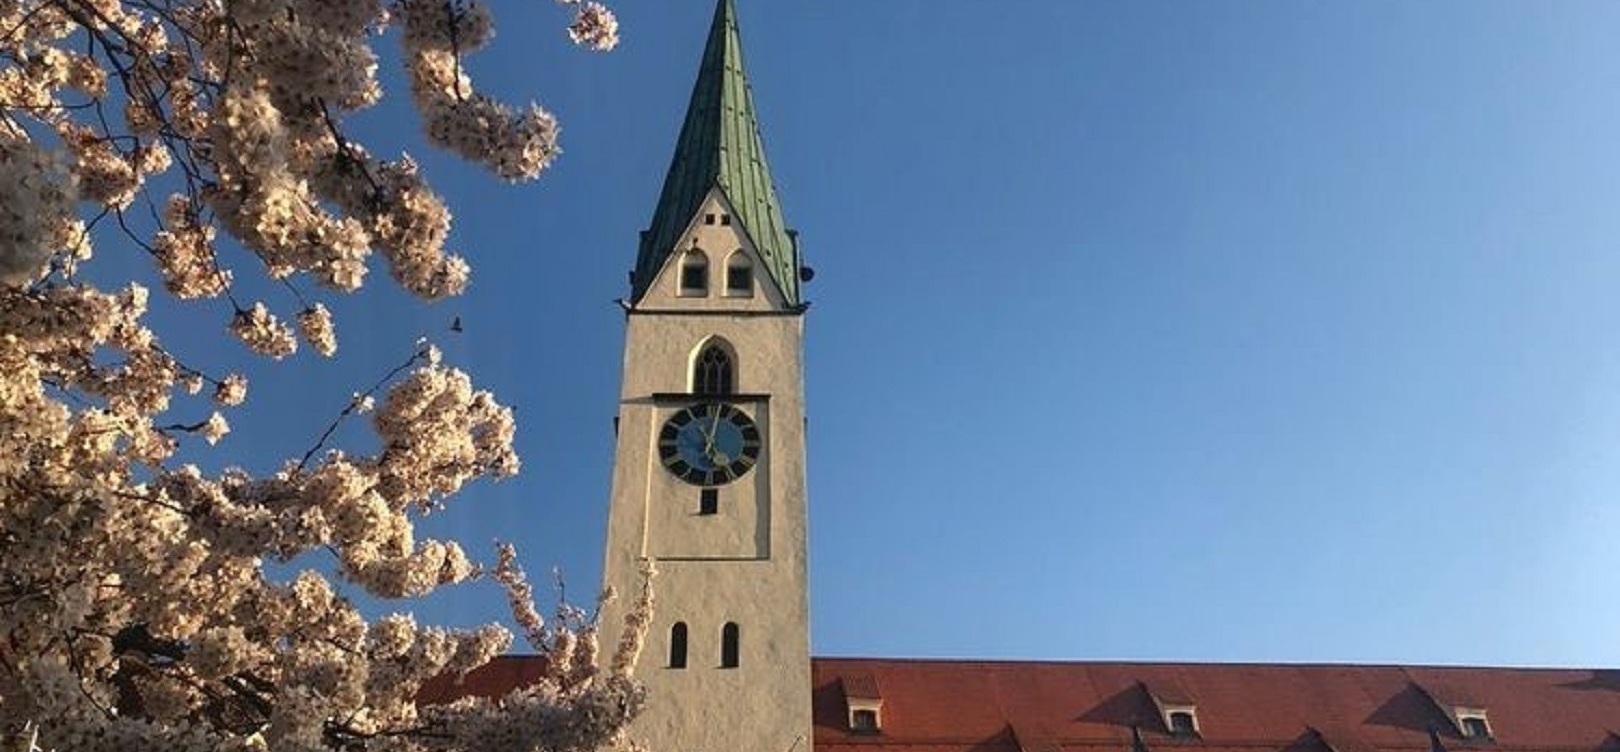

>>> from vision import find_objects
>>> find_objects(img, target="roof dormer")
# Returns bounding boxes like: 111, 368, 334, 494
841, 674, 883, 734
1141, 680, 1199, 737
1414, 681, 1493, 742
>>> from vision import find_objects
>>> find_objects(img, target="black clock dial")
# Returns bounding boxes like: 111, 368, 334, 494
657, 402, 761, 486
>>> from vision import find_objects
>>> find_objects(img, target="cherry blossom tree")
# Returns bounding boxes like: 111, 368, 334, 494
0, 0, 652, 750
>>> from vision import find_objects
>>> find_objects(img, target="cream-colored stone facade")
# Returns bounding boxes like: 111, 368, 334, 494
599, 190, 813, 752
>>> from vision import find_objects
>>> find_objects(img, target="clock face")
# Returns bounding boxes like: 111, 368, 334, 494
658, 402, 762, 486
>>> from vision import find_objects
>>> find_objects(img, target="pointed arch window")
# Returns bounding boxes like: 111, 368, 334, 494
692, 341, 734, 395
679, 250, 709, 296
720, 622, 740, 668
725, 251, 753, 297
669, 622, 688, 668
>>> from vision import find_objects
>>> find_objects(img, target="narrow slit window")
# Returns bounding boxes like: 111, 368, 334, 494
726, 252, 753, 297
669, 622, 688, 669
720, 622, 740, 668
693, 344, 733, 394
679, 251, 708, 296
699, 488, 718, 515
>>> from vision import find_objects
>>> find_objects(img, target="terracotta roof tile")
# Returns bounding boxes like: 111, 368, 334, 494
417, 655, 553, 705
812, 659, 1620, 752
421, 655, 1620, 752
845, 674, 884, 701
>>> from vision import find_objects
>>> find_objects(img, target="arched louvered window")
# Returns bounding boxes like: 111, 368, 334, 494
692, 342, 734, 395
669, 622, 688, 669
679, 250, 708, 296
720, 622, 740, 668
725, 251, 753, 297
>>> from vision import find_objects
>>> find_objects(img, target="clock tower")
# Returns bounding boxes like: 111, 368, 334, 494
597, 1, 812, 751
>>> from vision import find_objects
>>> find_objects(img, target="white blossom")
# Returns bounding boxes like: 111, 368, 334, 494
0, 0, 642, 748
297, 303, 338, 356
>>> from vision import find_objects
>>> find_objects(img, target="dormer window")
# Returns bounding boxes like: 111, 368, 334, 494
851, 709, 879, 733
725, 252, 753, 297
1415, 682, 1492, 744
1168, 711, 1197, 736
841, 674, 883, 735
1142, 680, 1199, 738
1458, 714, 1491, 741
679, 250, 709, 296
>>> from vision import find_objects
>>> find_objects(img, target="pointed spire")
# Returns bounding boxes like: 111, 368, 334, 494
631, 0, 800, 305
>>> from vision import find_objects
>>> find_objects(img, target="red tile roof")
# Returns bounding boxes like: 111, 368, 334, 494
422, 656, 1620, 752
418, 655, 555, 704
812, 659, 1620, 752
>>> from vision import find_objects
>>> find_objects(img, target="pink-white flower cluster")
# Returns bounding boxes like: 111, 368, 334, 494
0, 0, 642, 749
564, 1, 622, 52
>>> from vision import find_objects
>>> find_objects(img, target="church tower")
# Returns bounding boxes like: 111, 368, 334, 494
598, 1, 812, 751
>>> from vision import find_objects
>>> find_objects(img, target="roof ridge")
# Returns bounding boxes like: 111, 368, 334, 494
811, 656, 1613, 673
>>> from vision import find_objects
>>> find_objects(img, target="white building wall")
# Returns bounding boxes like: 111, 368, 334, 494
599, 191, 813, 752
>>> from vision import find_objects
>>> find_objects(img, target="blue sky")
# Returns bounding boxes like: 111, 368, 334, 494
120, 1, 1620, 667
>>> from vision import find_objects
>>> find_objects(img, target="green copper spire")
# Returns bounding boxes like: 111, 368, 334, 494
631, 0, 800, 305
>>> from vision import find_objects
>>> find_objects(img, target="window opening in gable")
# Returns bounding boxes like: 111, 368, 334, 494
699, 488, 718, 515
720, 214, 731, 226
679, 250, 709, 296
851, 710, 879, 733
693, 343, 734, 395
669, 622, 688, 668
704, 213, 716, 225
726, 252, 753, 297
720, 622, 740, 668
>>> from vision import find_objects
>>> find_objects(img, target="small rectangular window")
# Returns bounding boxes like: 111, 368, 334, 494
720, 214, 732, 226
704, 213, 716, 225
727, 266, 752, 294
700, 488, 718, 515
1168, 711, 1197, 736
851, 710, 879, 733
1461, 717, 1490, 740
681, 265, 706, 292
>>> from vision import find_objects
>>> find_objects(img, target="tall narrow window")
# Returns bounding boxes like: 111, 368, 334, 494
725, 252, 753, 297
720, 622, 740, 668
679, 250, 708, 296
669, 622, 688, 668
693, 343, 733, 394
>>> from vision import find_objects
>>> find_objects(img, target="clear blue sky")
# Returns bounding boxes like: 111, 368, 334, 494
120, 1, 1620, 667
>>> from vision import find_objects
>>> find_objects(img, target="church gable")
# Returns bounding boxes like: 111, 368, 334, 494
634, 189, 792, 311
